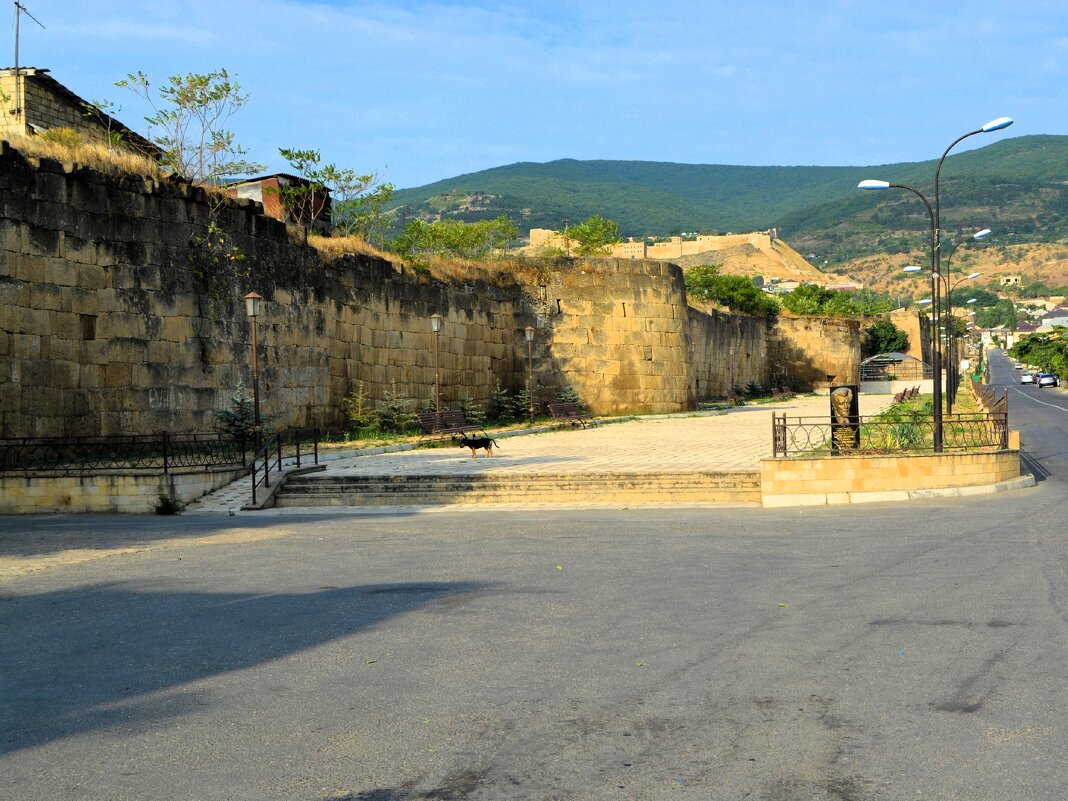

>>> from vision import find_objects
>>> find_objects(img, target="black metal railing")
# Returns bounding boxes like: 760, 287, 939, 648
772, 411, 1009, 457
0, 432, 249, 474
249, 428, 320, 507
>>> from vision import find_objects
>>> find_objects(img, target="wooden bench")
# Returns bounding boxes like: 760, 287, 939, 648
893, 386, 921, 403
416, 410, 486, 439
547, 402, 593, 429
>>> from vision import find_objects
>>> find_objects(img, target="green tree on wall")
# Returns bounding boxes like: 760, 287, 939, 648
861, 319, 909, 358
684, 264, 779, 318
388, 217, 518, 263
780, 284, 864, 317
116, 69, 263, 185
276, 147, 395, 243
563, 215, 623, 257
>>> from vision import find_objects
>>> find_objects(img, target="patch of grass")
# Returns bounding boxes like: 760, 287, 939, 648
308, 233, 396, 263
7, 131, 161, 179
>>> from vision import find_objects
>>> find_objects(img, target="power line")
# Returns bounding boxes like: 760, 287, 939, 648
12, 1, 46, 118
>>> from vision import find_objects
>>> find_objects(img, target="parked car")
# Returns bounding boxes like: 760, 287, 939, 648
1020, 372, 1036, 385
1014, 363, 1024, 370
1037, 373, 1060, 388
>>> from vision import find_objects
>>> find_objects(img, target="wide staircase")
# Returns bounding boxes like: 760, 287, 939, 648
273, 470, 762, 508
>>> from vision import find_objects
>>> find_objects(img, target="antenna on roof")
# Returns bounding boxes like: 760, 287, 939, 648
13, 1, 46, 119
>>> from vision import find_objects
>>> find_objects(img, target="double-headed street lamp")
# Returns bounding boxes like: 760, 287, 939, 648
903, 227, 990, 412
858, 116, 1012, 451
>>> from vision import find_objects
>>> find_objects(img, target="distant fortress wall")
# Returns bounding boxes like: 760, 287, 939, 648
527, 229, 779, 261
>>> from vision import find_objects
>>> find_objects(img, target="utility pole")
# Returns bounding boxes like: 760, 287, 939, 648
12, 2, 46, 121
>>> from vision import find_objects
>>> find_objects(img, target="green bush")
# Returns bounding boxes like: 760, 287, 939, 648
155, 495, 185, 515
376, 381, 417, 432
342, 381, 378, 437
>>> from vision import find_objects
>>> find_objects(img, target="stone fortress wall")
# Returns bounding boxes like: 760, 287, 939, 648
1, 143, 858, 438
528, 228, 778, 262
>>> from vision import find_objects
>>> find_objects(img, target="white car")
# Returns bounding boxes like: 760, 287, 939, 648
1020, 372, 1036, 385
1014, 363, 1023, 370
1037, 373, 1060, 388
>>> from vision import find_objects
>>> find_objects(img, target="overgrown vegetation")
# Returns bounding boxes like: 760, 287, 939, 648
684, 264, 779, 317
5, 131, 161, 178
861, 319, 909, 358
1009, 328, 1068, 376
116, 68, 263, 185
388, 216, 518, 268
155, 495, 186, 515
274, 147, 394, 243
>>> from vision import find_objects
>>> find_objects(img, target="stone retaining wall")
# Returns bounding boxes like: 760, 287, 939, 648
1, 142, 860, 437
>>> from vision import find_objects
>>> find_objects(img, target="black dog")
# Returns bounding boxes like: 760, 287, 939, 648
455, 435, 499, 458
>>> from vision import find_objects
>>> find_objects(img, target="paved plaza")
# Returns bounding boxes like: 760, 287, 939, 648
188, 393, 895, 513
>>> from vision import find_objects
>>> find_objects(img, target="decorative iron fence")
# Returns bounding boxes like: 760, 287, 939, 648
0, 432, 249, 474
772, 411, 1009, 457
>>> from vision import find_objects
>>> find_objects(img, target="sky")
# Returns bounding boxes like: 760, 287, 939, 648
9, 0, 1068, 189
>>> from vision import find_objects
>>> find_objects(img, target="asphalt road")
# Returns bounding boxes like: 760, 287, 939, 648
987, 348, 1068, 481
2, 363, 1066, 801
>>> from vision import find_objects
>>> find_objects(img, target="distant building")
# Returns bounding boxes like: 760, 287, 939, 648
227, 174, 332, 234
999, 275, 1022, 286
1038, 307, 1068, 331
0, 67, 160, 158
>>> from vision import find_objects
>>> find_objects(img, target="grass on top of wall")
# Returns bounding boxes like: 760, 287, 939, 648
5, 131, 162, 179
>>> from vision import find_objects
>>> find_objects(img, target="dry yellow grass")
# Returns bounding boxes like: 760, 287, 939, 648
307, 234, 396, 263
5, 131, 162, 179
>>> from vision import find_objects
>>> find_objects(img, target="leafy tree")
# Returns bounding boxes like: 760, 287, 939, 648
273, 147, 330, 228
862, 319, 909, 358
563, 215, 622, 257
116, 68, 264, 184
949, 287, 1000, 307
1009, 328, 1068, 376
80, 97, 125, 151
975, 299, 1018, 329
331, 169, 395, 245
780, 284, 863, 317
275, 147, 396, 242
684, 264, 779, 318
388, 216, 518, 262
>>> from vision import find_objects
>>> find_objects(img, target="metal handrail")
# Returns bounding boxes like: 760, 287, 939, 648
249, 429, 320, 506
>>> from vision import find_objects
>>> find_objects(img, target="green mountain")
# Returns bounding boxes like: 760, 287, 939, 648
385, 135, 1068, 265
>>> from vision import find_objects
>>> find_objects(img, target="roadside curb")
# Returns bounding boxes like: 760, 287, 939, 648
761, 473, 1037, 508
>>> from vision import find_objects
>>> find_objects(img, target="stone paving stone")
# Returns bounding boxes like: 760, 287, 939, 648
186, 394, 894, 513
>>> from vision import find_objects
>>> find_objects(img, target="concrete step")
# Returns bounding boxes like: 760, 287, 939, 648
274, 471, 762, 507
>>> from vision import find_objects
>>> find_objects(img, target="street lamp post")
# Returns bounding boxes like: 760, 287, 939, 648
858, 116, 1012, 451
243, 291, 264, 451
524, 326, 536, 425
430, 313, 443, 414
904, 227, 988, 412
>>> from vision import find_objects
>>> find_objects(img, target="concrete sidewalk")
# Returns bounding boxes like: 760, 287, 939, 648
186, 393, 894, 513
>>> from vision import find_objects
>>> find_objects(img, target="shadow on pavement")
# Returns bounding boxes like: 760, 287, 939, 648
1, 580, 492, 754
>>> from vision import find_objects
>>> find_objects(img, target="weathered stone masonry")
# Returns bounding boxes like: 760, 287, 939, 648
0, 143, 858, 438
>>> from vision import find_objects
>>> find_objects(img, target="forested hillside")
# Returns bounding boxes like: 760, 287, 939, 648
385, 135, 1068, 267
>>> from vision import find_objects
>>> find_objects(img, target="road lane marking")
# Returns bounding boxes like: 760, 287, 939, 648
1009, 387, 1068, 412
